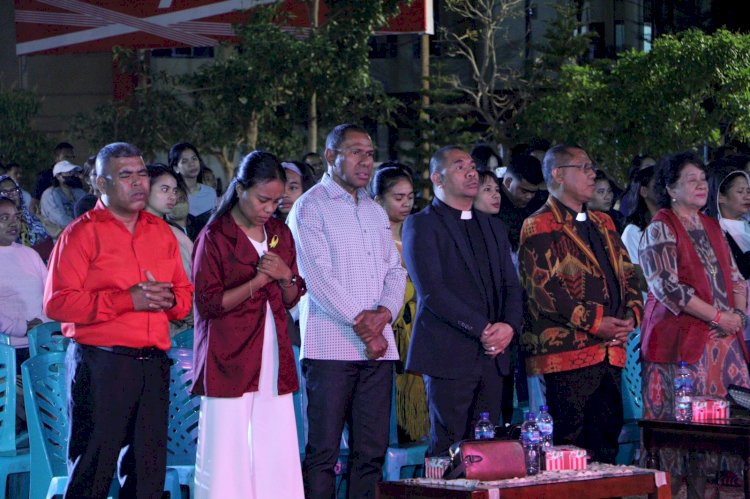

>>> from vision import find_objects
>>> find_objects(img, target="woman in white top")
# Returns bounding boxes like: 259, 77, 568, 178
621, 164, 658, 269
169, 142, 217, 236
707, 160, 750, 352
145, 164, 195, 337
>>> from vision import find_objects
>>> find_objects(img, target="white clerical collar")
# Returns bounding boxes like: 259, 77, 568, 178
461, 210, 473, 220
575, 211, 587, 222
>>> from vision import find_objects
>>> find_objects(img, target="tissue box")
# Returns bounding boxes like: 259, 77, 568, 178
544, 445, 587, 471
424, 457, 451, 478
692, 396, 730, 422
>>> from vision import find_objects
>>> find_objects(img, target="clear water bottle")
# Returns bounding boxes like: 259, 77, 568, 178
474, 412, 495, 440
537, 405, 554, 452
673, 361, 694, 422
520, 411, 542, 475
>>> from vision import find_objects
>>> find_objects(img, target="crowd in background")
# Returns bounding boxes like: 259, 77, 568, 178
3, 130, 750, 498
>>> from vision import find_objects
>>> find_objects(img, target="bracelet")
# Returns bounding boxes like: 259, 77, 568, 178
734, 308, 748, 328
709, 309, 721, 329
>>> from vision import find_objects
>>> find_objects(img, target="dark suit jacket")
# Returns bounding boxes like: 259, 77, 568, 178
402, 198, 523, 379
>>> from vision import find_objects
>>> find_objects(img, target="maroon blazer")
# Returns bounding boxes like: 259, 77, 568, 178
191, 212, 304, 397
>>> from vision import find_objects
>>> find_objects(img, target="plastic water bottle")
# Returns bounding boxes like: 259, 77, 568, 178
537, 405, 554, 452
673, 361, 694, 422
520, 411, 542, 475
474, 412, 495, 440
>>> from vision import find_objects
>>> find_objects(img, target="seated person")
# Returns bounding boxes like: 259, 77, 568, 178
40, 160, 86, 237
0, 196, 50, 348
0, 175, 53, 261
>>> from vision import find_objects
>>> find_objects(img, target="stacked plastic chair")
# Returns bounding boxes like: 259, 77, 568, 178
166, 347, 200, 499
21, 352, 67, 499
617, 328, 643, 465
0, 344, 30, 498
171, 328, 194, 349
27, 322, 68, 357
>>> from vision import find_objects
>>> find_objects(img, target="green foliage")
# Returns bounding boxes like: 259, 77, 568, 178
0, 87, 52, 179
71, 1, 405, 178
516, 29, 750, 183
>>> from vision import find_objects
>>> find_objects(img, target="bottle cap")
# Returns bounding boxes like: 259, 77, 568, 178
526, 412, 536, 420
540, 404, 548, 412
480, 412, 490, 419
678, 361, 688, 368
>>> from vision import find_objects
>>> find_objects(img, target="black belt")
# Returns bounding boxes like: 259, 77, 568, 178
85, 344, 167, 360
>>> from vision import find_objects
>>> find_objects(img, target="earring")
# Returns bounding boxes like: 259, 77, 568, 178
671, 198, 676, 202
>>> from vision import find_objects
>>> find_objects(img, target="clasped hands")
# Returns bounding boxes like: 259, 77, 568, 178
354, 307, 392, 360
481, 322, 514, 357
596, 316, 635, 346
130, 271, 175, 311
255, 251, 293, 287
710, 310, 743, 339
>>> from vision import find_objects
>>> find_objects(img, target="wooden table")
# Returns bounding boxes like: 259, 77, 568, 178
377, 466, 670, 498
640, 417, 750, 498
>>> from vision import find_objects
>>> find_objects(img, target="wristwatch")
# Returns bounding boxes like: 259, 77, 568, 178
280, 275, 298, 289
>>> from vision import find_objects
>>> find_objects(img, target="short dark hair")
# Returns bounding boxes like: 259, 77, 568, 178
429, 145, 465, 176
282, 160, 316, 192
54, 142, 74, 153
506, 154, 543, 185
95, 142, 142, 176
325, 124, 369, 152
541, 144, 583, 185
477, 169, 500, 188
370, 161, 413, 198
654, 151, 705, 209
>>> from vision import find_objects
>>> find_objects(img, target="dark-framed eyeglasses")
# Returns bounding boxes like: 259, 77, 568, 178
556, 163, 597, 174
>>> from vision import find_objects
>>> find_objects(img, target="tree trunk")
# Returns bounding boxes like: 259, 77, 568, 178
307, 0, 320, 153
247, 111, 259, 150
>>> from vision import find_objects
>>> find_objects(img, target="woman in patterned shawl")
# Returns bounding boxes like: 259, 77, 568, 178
639, 152, 750, 496
0, 175, 52, 261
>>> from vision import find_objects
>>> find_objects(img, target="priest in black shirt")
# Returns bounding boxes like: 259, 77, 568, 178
402, 146, 523, 456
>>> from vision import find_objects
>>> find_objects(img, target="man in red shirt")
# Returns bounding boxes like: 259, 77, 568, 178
44, 142, 193, 498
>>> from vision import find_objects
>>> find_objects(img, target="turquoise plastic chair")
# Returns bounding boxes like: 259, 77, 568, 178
383, 373, 428, 480
166, 347, 200, 499
22, 351, 181, 499
21, 352, 67, 499
171, 328, 194, 349
617, 327, 643, 465
27, 322, 68, 357
0, 343, 31, 498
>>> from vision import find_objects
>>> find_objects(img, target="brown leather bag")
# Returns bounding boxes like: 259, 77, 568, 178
443, 440, 527, 481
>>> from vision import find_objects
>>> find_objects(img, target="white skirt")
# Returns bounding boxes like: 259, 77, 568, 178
194, 303, 303, 499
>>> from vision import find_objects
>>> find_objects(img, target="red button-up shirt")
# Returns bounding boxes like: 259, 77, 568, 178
44, 201, 193, 350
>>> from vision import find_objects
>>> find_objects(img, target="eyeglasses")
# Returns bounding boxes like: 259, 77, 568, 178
557, 163, 598, 174
334, 148, 375, 160
0, 187, 21, 197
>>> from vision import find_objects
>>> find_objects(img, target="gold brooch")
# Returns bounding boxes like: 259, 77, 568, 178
270, 235, 279, 249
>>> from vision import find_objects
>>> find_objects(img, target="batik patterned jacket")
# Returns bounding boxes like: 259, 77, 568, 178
518, 196, 643, 375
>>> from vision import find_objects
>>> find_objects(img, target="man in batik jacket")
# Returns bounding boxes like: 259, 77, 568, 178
519, 144, 643, 464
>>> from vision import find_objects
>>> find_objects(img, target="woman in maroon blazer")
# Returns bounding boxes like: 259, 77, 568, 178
191, 151, 306, 498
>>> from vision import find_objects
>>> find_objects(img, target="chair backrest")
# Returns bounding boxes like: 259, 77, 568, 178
22, 352, 68, 499
292, 345, 305, 455
166, 347, 200, 466
171, 328, 194, 349
622, 328, 643, 421
28, 321, 66, 357
0, 344, 18, 453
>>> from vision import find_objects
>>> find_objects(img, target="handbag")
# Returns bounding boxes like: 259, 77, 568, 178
443, 439, 527, 481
